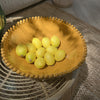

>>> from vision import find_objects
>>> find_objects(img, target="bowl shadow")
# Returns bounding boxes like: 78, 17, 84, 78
72, 61, 88, 99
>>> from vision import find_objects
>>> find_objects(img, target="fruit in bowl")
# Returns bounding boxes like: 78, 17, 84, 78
15, 36, 66, 68
26, 43, 36, 52
26, 52, 36, 63
16, 44, 27, 57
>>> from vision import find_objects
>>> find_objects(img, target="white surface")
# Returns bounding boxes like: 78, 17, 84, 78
48, 0, 100, 30
60, 0, 100, 30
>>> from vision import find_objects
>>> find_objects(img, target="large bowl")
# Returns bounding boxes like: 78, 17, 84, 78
1, 16, 87, 79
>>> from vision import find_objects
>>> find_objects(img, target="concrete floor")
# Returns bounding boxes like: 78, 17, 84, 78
49, 0, 100, 30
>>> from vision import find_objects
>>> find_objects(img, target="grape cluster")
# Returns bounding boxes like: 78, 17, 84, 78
16, 36, 66, 69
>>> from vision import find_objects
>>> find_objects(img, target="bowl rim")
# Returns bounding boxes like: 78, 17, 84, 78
0, 16, 87, 79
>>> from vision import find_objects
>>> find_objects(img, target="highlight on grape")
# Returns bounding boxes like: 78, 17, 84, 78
16, 36, 66, 69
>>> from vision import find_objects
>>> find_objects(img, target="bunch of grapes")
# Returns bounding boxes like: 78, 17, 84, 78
16, 36, 66, 69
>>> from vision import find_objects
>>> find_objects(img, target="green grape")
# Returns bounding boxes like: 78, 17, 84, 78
55, 50, 66, 61
26, 43, 36, 52
32, 38, 42, 49
44, 52, 55, 65
25, 52, 36, 63
36, 47, 46, 57
51, 35, 60, 47
42, 37, 50, 48
34, 57, 46, 69
46, 46, 57, 55
16, 44, 27, 57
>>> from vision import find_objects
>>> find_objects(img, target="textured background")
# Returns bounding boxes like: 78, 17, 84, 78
0, 1, 100, 100
1, 0, 100, 30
